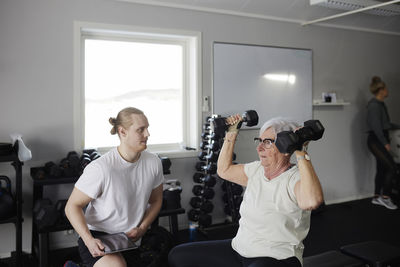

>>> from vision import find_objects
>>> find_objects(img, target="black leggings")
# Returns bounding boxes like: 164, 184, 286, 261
168, 239, 301, 267
367, 132, 399, 196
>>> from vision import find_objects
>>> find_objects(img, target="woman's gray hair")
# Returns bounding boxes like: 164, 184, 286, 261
259, 117, 300, 139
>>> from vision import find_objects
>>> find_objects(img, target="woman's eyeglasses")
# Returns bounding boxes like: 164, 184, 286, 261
254, 138, 275, 149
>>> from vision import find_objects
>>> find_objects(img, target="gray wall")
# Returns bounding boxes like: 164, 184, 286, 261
1, 0, 399, 257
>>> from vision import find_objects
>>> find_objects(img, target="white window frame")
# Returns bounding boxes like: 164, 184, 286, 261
73, 21, 201, 158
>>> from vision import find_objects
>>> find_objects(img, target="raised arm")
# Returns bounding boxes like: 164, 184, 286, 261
294, 150, 324, 210
216, 115, 248, 187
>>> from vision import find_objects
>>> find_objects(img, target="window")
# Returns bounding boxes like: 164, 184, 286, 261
74, 22, 201, 157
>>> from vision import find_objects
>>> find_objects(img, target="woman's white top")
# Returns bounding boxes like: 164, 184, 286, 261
231, 161, 311, 263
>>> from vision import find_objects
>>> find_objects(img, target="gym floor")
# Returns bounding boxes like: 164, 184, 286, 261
1, 197, 399, 267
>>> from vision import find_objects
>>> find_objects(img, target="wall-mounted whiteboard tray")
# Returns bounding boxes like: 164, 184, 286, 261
313, 99, 350, 106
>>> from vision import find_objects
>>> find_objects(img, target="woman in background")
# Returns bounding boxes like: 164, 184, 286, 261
367, 76, 399, 210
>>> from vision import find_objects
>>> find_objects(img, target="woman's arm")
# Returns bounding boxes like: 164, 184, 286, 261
216, 116, 248, 186
293, 150, 324, 210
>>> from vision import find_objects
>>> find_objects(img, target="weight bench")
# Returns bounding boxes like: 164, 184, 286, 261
303, 250, 364, 267
340, 241, 400, 267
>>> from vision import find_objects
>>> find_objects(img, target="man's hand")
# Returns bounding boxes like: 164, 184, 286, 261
126, 226, 147, 242
385, 144, 391, 152
84, 237, 105, 257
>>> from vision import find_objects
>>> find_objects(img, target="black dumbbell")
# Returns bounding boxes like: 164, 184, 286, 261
67, 151, 81, 171
204, 163, 217, 174
234, 195, 243, 206
80, 155, 91, 171
198, 151, 207, 161
80, 152, 90, 160
200, 200, 214, 213
188, 209, 200, 221
44, 161, 62, 177
193, 173, 216, 187
90, 151, 101, 160
189, 197, 213, 212
196, 162, 216, 174
55, 199, 68, 221
199, 213, 212, 227
205, 141, 220, 152
193, 172, 205, 182
275, 120, 324, 154
201, 132, 210, 139
222, 193, 243, 206
190, 196, 202, 209
223, 204, 240, 216
211, 110, 259, 137
33, 198, 52, 214
192, 185, 215, 199
204, 174, 217, 187
159, 156, 171, 175
34, 168, 46, 180
187, 209, 212, 227
34, 199, 58, 229
205, 151, 219, 162
202, 123, 210, 131
200, 141, 220, 151
59, 158, 75, 177
195, 162, 206, 171
199, 141, 209, 150
231, 184, 243, 195
221, 181, 243, 195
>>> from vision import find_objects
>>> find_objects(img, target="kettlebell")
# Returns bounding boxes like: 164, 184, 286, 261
0, 176, 15, 220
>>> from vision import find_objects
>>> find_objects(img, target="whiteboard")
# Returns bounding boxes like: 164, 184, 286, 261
212, 42, 312, 128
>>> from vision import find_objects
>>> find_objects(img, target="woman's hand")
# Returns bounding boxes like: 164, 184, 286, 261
126, 226, 147, 242
226, 114, 242, 133
84, 237, 105, 257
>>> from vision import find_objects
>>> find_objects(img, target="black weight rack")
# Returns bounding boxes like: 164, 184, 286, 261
0, 142, 23, 267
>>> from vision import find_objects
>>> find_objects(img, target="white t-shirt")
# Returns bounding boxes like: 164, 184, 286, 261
75, 148, 164, 234
231, 161, 311, 263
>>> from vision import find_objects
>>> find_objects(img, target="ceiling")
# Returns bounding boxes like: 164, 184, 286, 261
119, 0, 400, 35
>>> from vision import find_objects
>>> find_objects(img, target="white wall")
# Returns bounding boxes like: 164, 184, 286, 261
1, 0, 399, 257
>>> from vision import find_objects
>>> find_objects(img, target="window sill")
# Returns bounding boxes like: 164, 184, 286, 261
149, 148, 198, 159
96, 147, 198, 159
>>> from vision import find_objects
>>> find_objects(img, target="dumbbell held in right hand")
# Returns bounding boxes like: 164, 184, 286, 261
211, 110, 259, 137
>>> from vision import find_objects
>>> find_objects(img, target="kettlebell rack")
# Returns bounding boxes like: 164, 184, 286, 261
0, 142, 23, 267
30, 149, 101, 267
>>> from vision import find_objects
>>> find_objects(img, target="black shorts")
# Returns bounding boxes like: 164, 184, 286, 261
78, 230, 140, 267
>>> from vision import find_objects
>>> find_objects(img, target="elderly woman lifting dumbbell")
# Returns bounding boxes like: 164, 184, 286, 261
168, 114, 324, 267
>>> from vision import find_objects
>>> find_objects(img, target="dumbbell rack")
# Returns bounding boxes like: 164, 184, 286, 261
221, 180, 243, 224
0, 142, 23, 267
30, 168, 79, 267
188, 116, 221, 229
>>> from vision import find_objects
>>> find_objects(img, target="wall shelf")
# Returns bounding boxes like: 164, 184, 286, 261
313, 99, 350, 106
